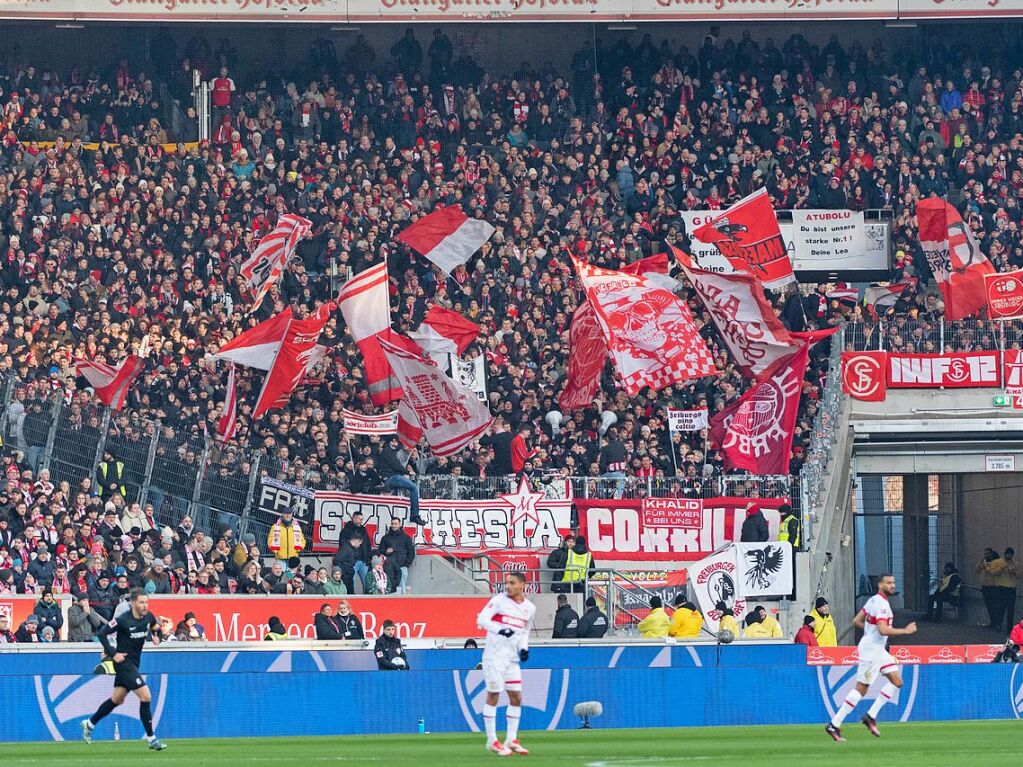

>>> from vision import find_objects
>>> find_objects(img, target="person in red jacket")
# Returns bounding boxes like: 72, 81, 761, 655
1010, 617, 1023, 648
510, 424, 537, 474
794, 614, 818, 646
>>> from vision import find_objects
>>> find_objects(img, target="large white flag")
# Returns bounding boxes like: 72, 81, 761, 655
397, 206, 495, 274
736, 542, 794, 598
685, 547, 745, 632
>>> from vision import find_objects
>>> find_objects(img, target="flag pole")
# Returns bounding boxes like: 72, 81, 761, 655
346, 434, 358, 475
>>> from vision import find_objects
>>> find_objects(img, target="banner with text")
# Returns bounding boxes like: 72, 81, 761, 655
255, 476, 315, 528
146, 595, 489, 641
342, 409, 399, 436
312, 487, 573, 554
790, 210, 866, 271
576, 497, 787, 561
887, 351, 1000, 388
666, 407, 709, 434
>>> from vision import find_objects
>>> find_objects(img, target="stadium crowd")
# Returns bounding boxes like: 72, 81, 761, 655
0, 25, 1019, 612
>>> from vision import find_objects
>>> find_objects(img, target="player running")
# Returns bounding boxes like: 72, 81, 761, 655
476, 571, 536, 756
81, 588, 167, 750
825, 573, 917, 742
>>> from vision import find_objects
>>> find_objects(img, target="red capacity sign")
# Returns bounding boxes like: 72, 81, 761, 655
641, 498, 703, 529
146, 595, 489, 641
985, 269, 1023, 319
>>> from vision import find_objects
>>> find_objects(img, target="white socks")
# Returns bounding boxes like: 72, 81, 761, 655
483, 704, 497, 743
868, 682, 898, 719
505, 705, 521, 743
831, 689, 863, 727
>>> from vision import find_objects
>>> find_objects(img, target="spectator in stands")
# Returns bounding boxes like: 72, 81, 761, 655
1010, 615, 1023, 649
546, 535, 574, 594
374, 620, 410, 670
32, 588, 62, 637
552, 593, 580, 638
794, 615, 818, 646
754, 606, 784, 638
777, 504, 800, 550
95, 450, 127, 501
637, 596, 670, 638
996, 548, 1018, 633
0, 614, 14, 643
314, 602, 343, 640
979, 548, 1004, 630
68, 593, 104, 642
810, 598, 837, 647
333, 533, 367, 595
15, 613, 40, 642
740, 504, 770, 543
668, 596, 704, 639
323, 566, 348, 596
264, 616, 289, 641
576, 596, 609, 639
925, 562, 962, 622
378, 517, 416, 595
339, 512, 372, 587
379, 438, 427, 526
563, 536, 595, 594
28, 545, 55, 588
88, 571, 116, 619
266, 507, 305, 567
335, 600, 364, 640
363, 554, 397, 595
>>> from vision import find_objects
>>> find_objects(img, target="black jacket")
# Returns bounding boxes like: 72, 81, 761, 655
552, 604, 580, 638
339, 521, 372, 563
546, 545, 569, 580
740, 510, 770, 543
378, 447, 409, 477
480, 431, 514, 475
333, 542, 366, 574
374, 633, 410, 670
314, 613, 343, 640
378, 529, 416, 568
335, 613, 364, 640
576, 606, 609, 639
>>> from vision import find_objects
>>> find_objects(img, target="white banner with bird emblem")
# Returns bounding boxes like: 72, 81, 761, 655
735, 542, 793, 597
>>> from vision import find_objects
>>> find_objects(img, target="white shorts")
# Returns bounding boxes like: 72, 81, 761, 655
482, 656, 522, 694
856, 649, 899, 685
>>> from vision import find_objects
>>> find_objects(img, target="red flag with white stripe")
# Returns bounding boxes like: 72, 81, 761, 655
572, 256, 717, 395
211, 309, 293, 370
396, 206, 495, 274
917, 198, 993, 320
216, 364, 238, 443
239, 214, 312, 312
75, 355, 144, 411
379, 336, 493, 456
410, 305, 480, 367
252, 313, 331, 419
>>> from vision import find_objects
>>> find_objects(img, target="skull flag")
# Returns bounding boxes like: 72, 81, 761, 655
691, 187, 794, 290
572, 257, 717, 396
709, 345, 809, 475
917, 198, 994, 321
378, 336, 493, 457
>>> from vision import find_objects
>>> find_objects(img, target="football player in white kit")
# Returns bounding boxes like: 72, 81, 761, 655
476, 571, 536, 756
825, 573, 917, 741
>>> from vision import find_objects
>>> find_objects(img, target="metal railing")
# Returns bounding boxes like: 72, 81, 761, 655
844, 320, 1005, 354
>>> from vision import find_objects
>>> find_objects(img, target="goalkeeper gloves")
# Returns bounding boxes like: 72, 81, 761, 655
519, 649, 529, 663
498, 628, 515, 638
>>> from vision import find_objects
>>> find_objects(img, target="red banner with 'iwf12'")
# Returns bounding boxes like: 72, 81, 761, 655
576, 497, 788, 561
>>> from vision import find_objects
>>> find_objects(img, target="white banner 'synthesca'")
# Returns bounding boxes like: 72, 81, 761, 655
312, 484, 572, 554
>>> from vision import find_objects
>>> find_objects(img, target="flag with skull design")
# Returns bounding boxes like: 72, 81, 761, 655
572, 257, 717, 395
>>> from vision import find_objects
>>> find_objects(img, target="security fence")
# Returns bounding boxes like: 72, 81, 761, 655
0, 369, 816, 547
844, 319, 1007, 354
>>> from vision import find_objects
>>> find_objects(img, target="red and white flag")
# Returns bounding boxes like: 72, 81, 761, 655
212, 309, 293, 370
341, 409, 400, 436
216, 364, 239, 443
239, 214, 312, 312
379, 336, 493, 456
692, 187, 794, 289
572, 256, 716, 395
75, 355, 144, 411
252, 312, 331, 419
410, 305, 480, 367
673, 246, 798, 381
396, 206, 495, 274
336, 262, 409, 406
560, 253, 677, 410
863, 278, 917, 319
917, 198, 993, 320
709, 345, 809, 475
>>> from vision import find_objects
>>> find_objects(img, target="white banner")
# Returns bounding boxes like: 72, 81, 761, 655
790, 211, 867, 272
341, 409, 399, 436
685, 547, 744, 633
680, 210, 887, 276
735, 542, 793, 597
666, 407, 708, 434
449, 354, 487, 402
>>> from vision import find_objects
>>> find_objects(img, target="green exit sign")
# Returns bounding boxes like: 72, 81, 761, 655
994, 395, 1012, 407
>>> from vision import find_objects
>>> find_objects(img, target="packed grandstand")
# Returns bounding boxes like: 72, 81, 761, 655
0, 22, 1018, 604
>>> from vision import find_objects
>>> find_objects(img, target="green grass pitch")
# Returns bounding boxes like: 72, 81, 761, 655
1, 721, 1018, 766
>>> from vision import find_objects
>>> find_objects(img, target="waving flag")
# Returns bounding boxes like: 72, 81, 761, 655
396, 206, 495, 274
75, 355, 144, 411
239, 214, 312, 312
709, 345, 808, 475
211, 309, 293, 370
572, 256, 716, 396
252, 312, 331, 419
692, 187, 794, 289
863, 277, 917, 319
379, 336, 493, 457
410, 305, 481, 367
674, 246, 798, 381
216, 364, 238, 443
917, 198, 993, 320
